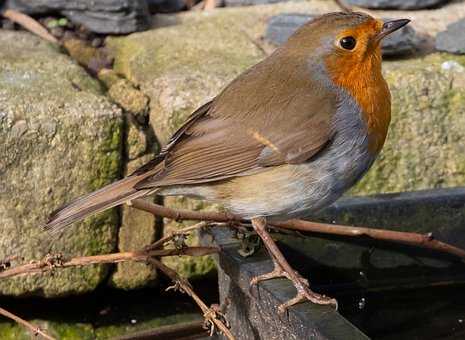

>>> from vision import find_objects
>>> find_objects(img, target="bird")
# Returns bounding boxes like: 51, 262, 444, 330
44, 12, 410, 311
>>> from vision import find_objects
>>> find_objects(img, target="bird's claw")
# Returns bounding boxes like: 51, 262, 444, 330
278, 288, 338, 314
250, 259, 337, 313
250, 259, 308, 287
250, 265, 286, 286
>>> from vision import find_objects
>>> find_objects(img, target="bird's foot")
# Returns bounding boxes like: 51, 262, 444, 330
250, 258, 336, 313
250, 257, 308, 285
250, 217, 337, 313
279, 283, 337, 314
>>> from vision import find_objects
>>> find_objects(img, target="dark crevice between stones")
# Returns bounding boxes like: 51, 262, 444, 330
53, 34, 164, 286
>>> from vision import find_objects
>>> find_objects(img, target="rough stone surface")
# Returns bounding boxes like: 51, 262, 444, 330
98, 69, 151, 126
107, 2, 465, 277
346, 0, 449, 10
265, 13, 421, 57
109, 203, 158, 289
436, 18, 465, 55
0, 31, 123, 297
2, 0, 151, 34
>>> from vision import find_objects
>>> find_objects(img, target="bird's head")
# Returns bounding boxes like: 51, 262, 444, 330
284, 12, 409, 71
282, 12, 410, 153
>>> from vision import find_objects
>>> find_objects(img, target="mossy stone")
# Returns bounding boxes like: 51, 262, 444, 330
0, 31, 123, 297
0, 313, 201, 340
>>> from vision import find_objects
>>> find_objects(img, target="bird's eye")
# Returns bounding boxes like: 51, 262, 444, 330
339, 36, 356, 50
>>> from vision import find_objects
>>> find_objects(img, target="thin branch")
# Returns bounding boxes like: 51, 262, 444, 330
0, 306, 56, 340
147, 258, 235, 340
132, 199, 236, 223
240, 28, 268, 57
1, 9, 58, 44
334, 0, 352, 12
0, 240, 229, 337
115, 320, 205, 340
131, 199, 465, 260
0, 247, 218, 279
145, 221, 208, 251
272, 220, 465, 260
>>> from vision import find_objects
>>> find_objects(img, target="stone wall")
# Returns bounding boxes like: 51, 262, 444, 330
0, 31, 122, 296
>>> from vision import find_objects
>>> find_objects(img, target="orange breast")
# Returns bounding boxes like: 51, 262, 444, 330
325, 40, 391, 154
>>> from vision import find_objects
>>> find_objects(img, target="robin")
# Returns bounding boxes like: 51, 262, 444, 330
45, 12, 410, 311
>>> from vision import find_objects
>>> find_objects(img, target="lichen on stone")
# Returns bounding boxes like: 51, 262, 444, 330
0, 30, 123, 297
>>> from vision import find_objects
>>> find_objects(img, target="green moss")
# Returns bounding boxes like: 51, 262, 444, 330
175, 255, 217, 280
87, 120, 123, 191
0, 30, 123, 297
107, 39, 148, 84
50, 322, 95, 340
107, 79, 150, 116
94, 313, 201, 339
0, 321, 95, 340
0, 322, 29, 340
0, 314, 202, 340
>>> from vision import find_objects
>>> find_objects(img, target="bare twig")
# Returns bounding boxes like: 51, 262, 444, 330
0, 247, 218, 279
334, 0, 353, 12
1, 9, 58, 44
272, 220, 465, 260
0, 238, 229, 337
115, 320, 206, 340
145, 221, 208, 251
147, 258, 235, 340
131, 199, 465, 260
132, 199, 236, 223
240, 28, 268, 57
0, 306, 56, 340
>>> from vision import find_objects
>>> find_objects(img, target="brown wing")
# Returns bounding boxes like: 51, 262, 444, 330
135, 47, 337, 188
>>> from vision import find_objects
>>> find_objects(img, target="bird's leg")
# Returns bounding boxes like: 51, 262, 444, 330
250, 217, 337, 313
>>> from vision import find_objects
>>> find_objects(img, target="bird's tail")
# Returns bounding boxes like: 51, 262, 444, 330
44, 175, 155, 235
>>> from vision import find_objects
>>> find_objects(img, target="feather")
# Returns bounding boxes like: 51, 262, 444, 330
44, 168, 159, 234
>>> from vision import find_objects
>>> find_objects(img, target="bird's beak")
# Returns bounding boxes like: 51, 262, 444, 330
375, 19, 411, 42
